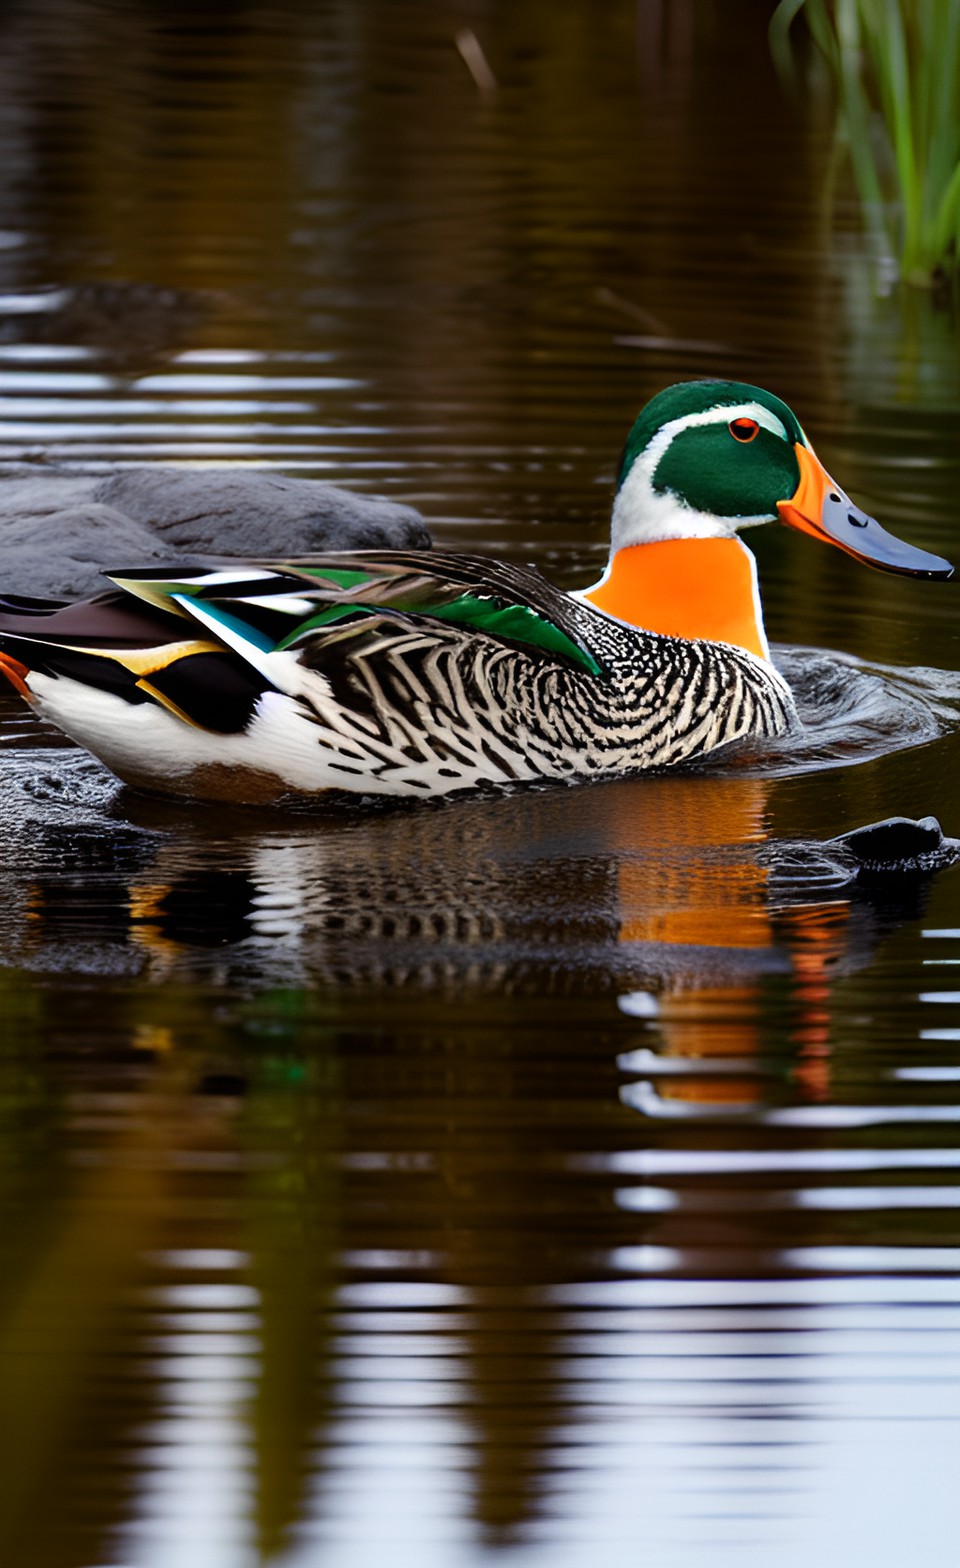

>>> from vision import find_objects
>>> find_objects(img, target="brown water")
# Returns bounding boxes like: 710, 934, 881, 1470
2, 4, 960, 1566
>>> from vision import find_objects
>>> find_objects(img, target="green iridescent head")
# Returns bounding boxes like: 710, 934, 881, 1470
608, 379, 952, 579
616, 380, 808, 527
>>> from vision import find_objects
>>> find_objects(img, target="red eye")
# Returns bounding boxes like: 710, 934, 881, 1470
729, 417, 760, 443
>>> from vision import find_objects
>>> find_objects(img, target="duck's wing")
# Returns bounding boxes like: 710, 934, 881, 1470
0, 585, 276, 732
1, 552, 607, 735
107, 551, 606, 679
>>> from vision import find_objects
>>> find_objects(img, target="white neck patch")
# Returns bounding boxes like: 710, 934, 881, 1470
611, 400, 790, 551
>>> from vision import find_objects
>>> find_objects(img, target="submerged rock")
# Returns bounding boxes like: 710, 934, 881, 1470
763, 814, 960, 898
829, 814, 956, 873
0, 466, 432, 597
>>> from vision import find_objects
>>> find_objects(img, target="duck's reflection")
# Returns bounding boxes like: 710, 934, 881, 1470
5, 765, 934, 984
5, 760, 948, 1096
606, 777, 864, 1105
3, 751, 957, 1558
0, 769, 955, 1561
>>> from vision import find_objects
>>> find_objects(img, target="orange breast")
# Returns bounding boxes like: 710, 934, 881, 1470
582, 537, 768, 659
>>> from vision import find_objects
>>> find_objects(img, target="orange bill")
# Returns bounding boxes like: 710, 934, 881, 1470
778, 443, 953, 579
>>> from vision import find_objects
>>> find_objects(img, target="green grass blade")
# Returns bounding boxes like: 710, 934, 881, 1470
776, 0, 960, 282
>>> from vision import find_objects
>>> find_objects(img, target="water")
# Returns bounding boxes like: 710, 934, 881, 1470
1, 3, 960, 1565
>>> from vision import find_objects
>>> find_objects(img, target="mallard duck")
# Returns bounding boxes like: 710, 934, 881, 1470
0, 381, 951, 803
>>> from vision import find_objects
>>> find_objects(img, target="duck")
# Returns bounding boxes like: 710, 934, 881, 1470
0, 380, 951, 803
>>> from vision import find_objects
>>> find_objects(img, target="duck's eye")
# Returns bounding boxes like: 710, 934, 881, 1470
729, 417, 760, 443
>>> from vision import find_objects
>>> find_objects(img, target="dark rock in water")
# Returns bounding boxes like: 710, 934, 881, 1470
0, 466, 432, 597
0, 491, 172, 597
94, 468, 430, 556
829, 814, 955, 872
763, 814, 960, 901
760, 814, 960, 956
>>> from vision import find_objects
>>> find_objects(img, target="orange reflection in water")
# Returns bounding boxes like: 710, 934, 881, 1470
615, 776, 772, 950
603, 775, 849, 1102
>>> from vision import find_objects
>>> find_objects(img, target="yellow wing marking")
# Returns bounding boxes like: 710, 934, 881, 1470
133, 679, 206, 729
60, 639, 224, 729
66, 638, 222, 675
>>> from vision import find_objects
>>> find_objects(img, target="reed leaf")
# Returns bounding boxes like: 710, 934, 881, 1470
771, 0, 960, 283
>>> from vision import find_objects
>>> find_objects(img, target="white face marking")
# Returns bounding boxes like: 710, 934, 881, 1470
611, 401, 790, 551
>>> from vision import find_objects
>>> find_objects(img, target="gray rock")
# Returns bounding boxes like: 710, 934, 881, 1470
93, 468, 430, 555
0, 498, 172, 598
0, 466, 432, 598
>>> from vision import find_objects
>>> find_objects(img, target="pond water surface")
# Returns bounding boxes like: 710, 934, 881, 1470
1, 4, 960, 1567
